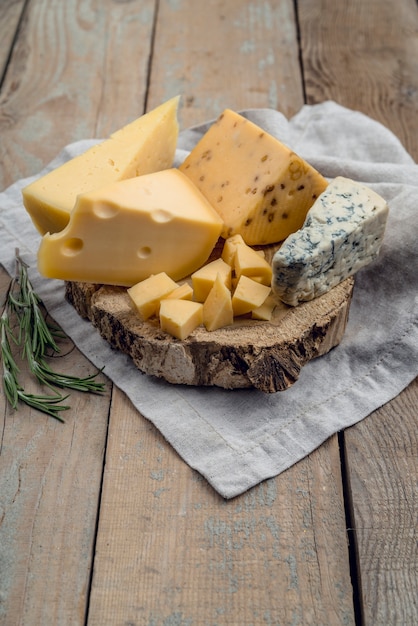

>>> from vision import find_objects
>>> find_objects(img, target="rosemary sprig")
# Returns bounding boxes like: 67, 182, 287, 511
1, 305, 70, 421
1, 250, 105, 421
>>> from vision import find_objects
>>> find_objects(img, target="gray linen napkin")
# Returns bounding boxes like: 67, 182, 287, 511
1, 101, 417, 499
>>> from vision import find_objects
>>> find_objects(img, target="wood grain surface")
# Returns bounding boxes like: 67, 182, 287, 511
299, 0, 418, 623
344, 382, 418, 625
0, 266, 110, 625
0, 0, 417, 624
147, 0, 304, 127
300, 0, 418, 158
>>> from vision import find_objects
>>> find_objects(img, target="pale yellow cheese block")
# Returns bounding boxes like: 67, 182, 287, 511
37, 169, 224, 286
179, 109, 328, 245
233, 240, 272, 285
159, 299, 203, 340
251, 295, 279, 321
232, 276, 271, 316
161, 283, 194, 302
23, 96, 180, 234
191, 257, 232, 302
221, 234, 246, 265
127, 272, 178, 320
202, 274, 234, 332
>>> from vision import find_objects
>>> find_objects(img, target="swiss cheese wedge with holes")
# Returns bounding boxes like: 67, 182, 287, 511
37, 169, 223, 286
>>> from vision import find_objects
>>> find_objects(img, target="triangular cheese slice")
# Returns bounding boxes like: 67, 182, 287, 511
22, 96, 180, 234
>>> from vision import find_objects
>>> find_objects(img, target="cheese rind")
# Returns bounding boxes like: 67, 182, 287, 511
179, 109, 328, 245
37, 169, 224, 286
23, 96, 180, 234
272, 176, 389, 306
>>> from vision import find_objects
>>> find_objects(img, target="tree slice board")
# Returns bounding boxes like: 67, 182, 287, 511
65, 260, 354, 393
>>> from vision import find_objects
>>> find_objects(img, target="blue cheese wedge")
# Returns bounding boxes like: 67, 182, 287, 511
271, 176, 389, 306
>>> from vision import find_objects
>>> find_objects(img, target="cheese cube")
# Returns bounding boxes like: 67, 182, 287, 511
251, 295, 277, 321
203, 274, 234, 331
159, 299, 203, 340
23, 96, 180, 234
232, 276, 271, 316
161, 283, 194, 302
233, 242, 273, 286
221, 234, 246, 265
179, 109, 328, 245
128, 273, 178, 320
191, 258, 231, 302
37, 169, 224, 286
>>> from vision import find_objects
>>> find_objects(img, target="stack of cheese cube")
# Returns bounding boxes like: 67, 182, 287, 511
127, 235, 276, 340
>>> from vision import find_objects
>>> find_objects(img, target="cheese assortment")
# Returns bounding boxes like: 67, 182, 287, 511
179, 109, 328, 245
272, 177, 389, 305
22, 98, 389, 345
37, 169, 223, 286
126, 236, 276, 339
22, 96, 180, 234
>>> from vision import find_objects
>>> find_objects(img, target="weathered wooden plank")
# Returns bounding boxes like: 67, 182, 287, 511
88, 389, 354, 626
0, 266, 110, 624
0, 0, 156, 623
147, 0, 304, 128
86, 1, 355, 624
344, 381, 418, 625
0, 0, 156, 191
0, 0, 26, 82
299, 0, 418, 158
298, 0, 418, 622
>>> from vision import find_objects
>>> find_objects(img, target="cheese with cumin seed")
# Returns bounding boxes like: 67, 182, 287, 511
179, 108, 328, 245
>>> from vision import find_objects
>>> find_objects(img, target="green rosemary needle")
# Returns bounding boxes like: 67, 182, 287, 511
1, 306, 70, 421
0, 250, 105, 421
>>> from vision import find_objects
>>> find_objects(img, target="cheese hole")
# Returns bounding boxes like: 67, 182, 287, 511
93, 203, 119, 219
138, 246, 152, 259
151, 209, 173, 223
62, 238, 83, 256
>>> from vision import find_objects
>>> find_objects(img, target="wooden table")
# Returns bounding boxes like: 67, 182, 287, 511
1, 1, 417, 624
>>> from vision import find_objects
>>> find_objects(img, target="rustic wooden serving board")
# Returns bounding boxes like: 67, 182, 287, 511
65, 243, 354, 393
